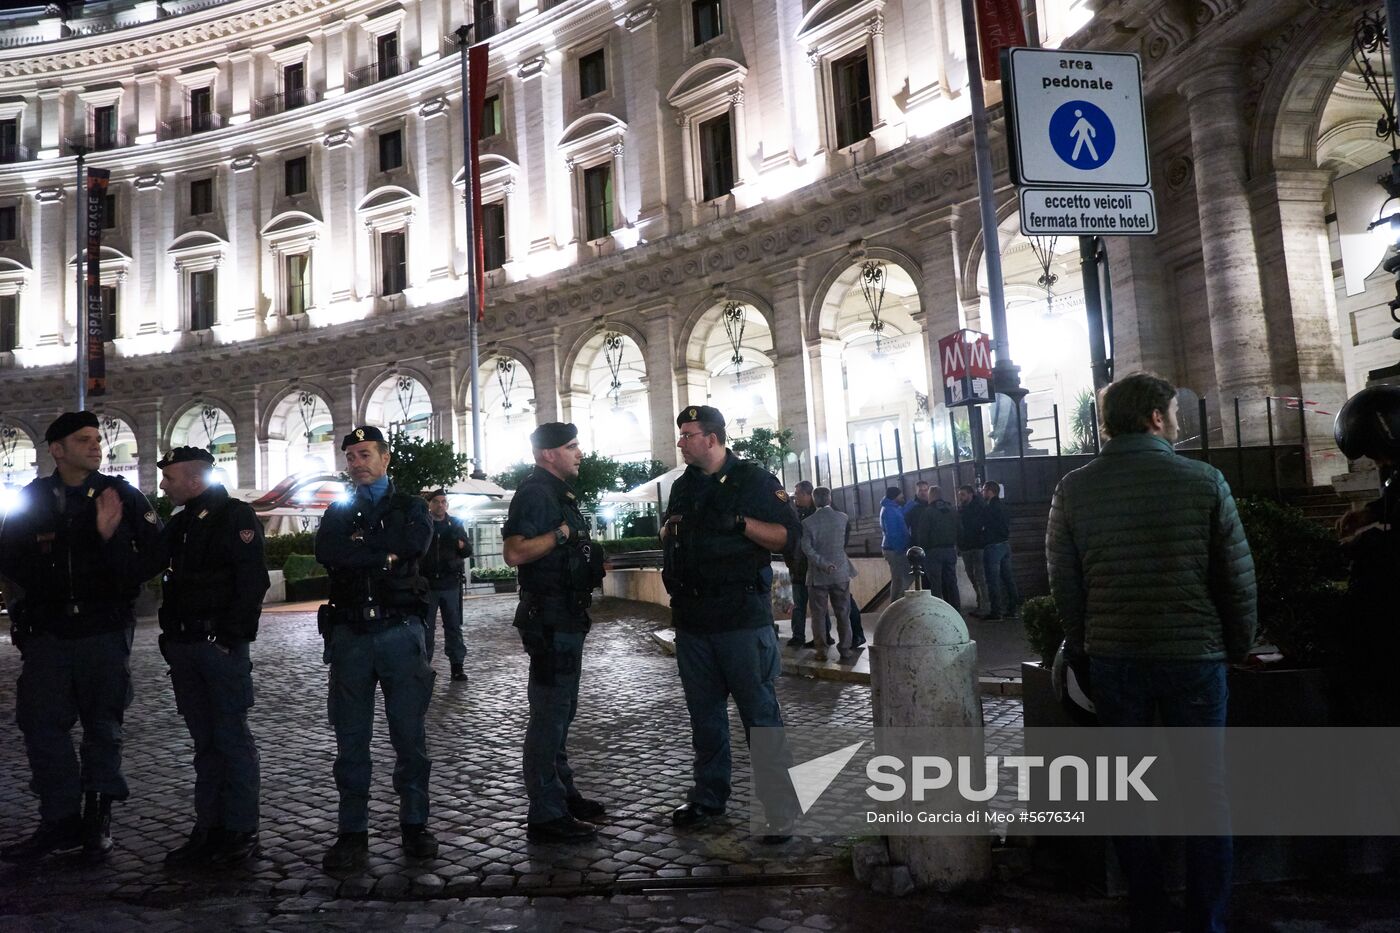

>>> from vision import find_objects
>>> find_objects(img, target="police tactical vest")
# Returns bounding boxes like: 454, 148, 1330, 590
160, 495, 239, 631
326, 492, 431, 614
663, 460, 769, 594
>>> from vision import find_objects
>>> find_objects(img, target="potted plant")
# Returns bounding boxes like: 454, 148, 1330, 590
472, 565, 518, 594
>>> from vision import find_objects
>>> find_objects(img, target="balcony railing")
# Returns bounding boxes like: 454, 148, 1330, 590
473, 13, 508, 41
0, 144, 33, 163
252, 87, 320, 118
65, 132, 129, 153
348, 57, 410, 91
159, 112, 226, 140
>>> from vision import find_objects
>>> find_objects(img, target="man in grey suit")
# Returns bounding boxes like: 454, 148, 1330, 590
800, 487, 857, 662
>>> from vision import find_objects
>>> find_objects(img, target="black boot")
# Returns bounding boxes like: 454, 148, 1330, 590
400, 824, 439, 859
0, 816, 85, 862
82, 793, 114, 859
322, 832, 369, 872
206, 830, 260, 866
165, 827, 219, 867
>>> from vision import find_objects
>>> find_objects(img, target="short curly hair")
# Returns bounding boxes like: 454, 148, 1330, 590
1099, 372, 1177, 438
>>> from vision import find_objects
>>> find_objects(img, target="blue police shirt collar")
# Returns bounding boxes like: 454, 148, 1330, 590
356, 475, 391, 504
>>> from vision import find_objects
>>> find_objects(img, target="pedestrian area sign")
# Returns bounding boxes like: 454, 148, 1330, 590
1003, 47, 1156, 236
1005, 48, 1149, 188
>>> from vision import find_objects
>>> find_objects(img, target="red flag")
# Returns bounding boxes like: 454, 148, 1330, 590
974, 0, 1027, 81
467, 43, 489, 321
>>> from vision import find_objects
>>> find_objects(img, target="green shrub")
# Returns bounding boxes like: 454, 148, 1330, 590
1237, 497, 1348, 665
263, 532, 317, 571
1019, 595, 1063, 667
471, 565, 518, 582
282, 553, 327, 585
601, 536, 661, 554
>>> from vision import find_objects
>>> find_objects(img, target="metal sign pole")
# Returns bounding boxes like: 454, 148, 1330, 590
74, 150, 86, 410
457, 25, 486, 479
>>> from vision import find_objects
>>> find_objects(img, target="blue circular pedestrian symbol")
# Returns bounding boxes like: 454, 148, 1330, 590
1049, 100, 1115, 170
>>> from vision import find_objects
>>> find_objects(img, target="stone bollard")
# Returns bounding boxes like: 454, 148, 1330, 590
868, 546, 992, 890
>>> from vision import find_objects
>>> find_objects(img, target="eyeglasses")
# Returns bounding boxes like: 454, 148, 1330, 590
677, 431, 704, 441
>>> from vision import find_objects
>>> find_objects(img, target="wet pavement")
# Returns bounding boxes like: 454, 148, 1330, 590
1, 595, 1397, 931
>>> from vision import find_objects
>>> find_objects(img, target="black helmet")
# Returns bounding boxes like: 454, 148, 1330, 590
1334, 385, 1400, 462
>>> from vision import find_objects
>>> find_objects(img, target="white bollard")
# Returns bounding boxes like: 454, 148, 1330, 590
869, 548, 992, 890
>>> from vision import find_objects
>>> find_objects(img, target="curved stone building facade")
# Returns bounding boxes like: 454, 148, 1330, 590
0, 0, 1382, 494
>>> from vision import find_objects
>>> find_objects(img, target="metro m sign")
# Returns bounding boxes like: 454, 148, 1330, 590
938, 330, 993, 408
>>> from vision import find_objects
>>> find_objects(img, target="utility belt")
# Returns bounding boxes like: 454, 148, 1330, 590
520, 587, 592, 614
159, 611, 218, 642
318, 602, 418, 636
11, 599, 131, 639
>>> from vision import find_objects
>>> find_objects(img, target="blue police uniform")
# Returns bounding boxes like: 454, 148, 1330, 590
0, 466, 163, 860
662, 446, 802, 830
502, 465, 605, 834
314, 469, 434, 862
156, 467, 269, 865
421, 513, 471, 674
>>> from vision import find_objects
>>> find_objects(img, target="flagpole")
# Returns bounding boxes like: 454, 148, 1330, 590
74, 149, 87, 410
456, 24, 486, 479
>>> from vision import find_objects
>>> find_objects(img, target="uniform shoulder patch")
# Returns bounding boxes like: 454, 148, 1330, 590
775, 489, 789, 502
239, 529, 255, 544
144, 510, 158, 524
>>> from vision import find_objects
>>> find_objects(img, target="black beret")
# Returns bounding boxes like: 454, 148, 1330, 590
425, 488, 449, 500
157, 446, 215, 469
341, 425, 387, 450
45, 410, 99, 444
530, 422, 577, 449
677, 405, 725, 429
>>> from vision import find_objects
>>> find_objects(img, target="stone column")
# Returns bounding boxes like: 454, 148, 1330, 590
37, 88, 65, 157
913, 211, 959, 403
1251, 168, 1350, 481
134, 72, 163, 143
323, 129, 357, 302
768, 266, 815, 472
228, 155, 260, 326
133, 398, 162, 494
641, 302, 680, 466
1180, 57, 1274, 442
529, 331, 562, 423
808, 337, 848, 477
418, 97, 453, 282
1105, 235, 1177, 379
33, 189, 67, 346
323, 22, 349, 99
232, 387, 259, 490
132, 174, 167, 336
228, 49, 253, 122
426, 351, 461, 452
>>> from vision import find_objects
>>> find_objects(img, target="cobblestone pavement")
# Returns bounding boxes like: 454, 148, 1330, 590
3, 596, 1397, 932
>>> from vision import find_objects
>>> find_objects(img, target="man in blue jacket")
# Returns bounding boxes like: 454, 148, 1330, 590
1047, 373, 1257, 933
879, 487, 911, 602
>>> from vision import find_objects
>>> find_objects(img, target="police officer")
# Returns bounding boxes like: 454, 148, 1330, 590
314, 426, 437, 871
422, 488, 471, 682
0, 411, 164, 862
662, 406, 802, 843
156, 446, 270, 866
501, 422, 607, 844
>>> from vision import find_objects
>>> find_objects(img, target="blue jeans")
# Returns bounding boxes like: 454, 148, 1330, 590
324, 619, 435, 831
165, 638, 260, 832
982, 541, 1020, 617
1092, 658, 1232, 933
425, 582, 466, 667
15, 628, 134, 822
519, 628, 586, 824
790, 582, 810, 642
674, 625, 797, 823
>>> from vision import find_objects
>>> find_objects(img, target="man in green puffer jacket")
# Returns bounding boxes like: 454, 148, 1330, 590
1046, 372, 1257, 933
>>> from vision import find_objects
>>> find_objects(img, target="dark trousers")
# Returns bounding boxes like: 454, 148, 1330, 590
790, 581, 810, 642
425, 582, 466, 667
15, 628, 134, 823
674, 625, 796, 823
324, 619, 435, 832
518, 626, 585, 824
1092, 658, 1232, 933
925, 546, 961, 612
983, 541, 1020, 617
165, 637, 260, 832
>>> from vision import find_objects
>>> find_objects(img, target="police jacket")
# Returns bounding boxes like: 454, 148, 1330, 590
314, 482, 432, 621
501, 468, 604, 631
662, 451, 800, 634
0, 470, 164, 636
1046, 433, 1258, 662
421, 515, 471, 586
158, 484, 270, 642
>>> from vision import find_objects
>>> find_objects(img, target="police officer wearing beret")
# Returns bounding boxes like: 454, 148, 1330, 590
422, 488, 472, 682
0, 411, 164, 862
501, 422, 607, 843
314, 426, 437, 871
662, 406, 802, 843
156, 446, 270, 867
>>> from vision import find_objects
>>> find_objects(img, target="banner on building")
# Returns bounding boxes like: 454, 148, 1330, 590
938, 329, 993, 408
85, 166, 110, 397
467, 42, 490, 321
974, 0, 1027, 81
